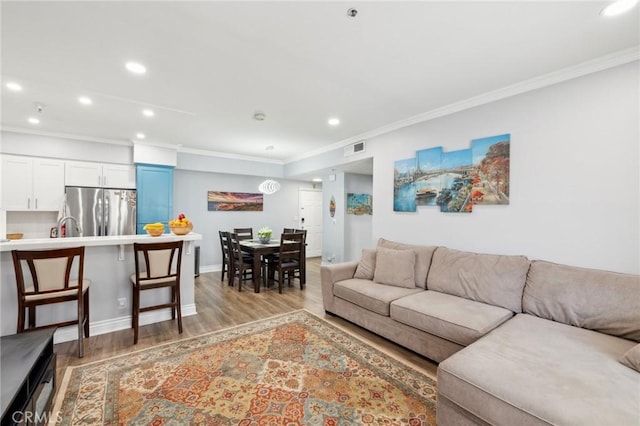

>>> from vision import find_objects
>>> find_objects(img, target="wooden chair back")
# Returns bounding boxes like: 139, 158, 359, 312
233, 227, 253, 241
132, 241, 183, 286
11, 246, 89, 357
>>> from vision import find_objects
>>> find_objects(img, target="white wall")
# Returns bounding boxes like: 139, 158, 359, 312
173, 169, 313, 270
345, 173, 373, 261
365, 61, 638, 274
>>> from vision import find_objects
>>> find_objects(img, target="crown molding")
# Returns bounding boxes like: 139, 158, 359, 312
285, 46, 640, 164
179, 146, 284, 165
0, 126, 133, 147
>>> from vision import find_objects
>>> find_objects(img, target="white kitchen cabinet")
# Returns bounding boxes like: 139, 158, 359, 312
1, 155, 65, 211
65, 161, 135, 189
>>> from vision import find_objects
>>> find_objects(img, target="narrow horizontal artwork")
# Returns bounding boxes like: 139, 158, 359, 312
207, 191, 263, 211
347, 193, 372, 215
393, 134, 510, 214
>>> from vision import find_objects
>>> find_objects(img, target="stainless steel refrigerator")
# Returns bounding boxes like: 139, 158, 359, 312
64, 187, 137, 237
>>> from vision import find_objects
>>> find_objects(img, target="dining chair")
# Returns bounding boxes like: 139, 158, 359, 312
228, 233, 260, 291
271, 232, 305, 293
11, 246, 91, 357
233, 227, 253, 241
130, 240, 183, 344
294, 229, 308, 284
283, 228, 295, 234
218, 231, 234, 285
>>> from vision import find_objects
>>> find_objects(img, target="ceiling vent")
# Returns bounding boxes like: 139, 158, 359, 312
344, 140, 366, 157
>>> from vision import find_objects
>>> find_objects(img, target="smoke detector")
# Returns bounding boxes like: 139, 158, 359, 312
254, 112, 266, 121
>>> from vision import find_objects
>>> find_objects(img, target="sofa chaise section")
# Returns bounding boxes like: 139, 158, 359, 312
438, 259, 640, 426
438, 314, 639, 426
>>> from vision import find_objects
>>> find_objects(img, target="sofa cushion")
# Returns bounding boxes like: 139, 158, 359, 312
373, 247, 416, 288
619, 344, 640, 373
377, 238, 437, 289
390, 291, 513, 346
427, 247, 529, 313
438, 314, 639, 426
523, 260, 640, 342
354, 249, 376, 280
333, 278, 423, 316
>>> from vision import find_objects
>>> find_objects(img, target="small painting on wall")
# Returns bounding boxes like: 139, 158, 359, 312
207, 191, 263, 211
329, 196, 336, 218
471, 134, 510, 205
347, 193, 372, 215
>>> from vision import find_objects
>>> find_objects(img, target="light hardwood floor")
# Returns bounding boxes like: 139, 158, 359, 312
54, 257, 438, 389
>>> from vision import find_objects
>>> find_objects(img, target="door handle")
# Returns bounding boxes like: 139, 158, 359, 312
35, 198, 38, 209
27, 197, 31, 209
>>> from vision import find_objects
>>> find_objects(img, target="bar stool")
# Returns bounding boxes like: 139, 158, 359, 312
11, 246, 90, 357
130, 240, 183, 344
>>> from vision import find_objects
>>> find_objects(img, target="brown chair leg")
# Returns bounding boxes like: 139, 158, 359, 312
132, 284, 140, 344
175, 285, 183, 334
28, 306, 36, 329
171, 286, 176, 320
221, 261, 226, 283
17, 304, 25, 333
84, 290, 90, 337
77, 300, 84, 358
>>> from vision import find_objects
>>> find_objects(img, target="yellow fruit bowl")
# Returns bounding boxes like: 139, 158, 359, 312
146, 227, 164, 237
170, 224, 192, 236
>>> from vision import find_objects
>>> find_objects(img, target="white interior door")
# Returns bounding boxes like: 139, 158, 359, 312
299, 188, 322, 257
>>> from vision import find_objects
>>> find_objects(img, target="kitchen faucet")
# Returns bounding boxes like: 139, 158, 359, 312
57, 216, 83, 237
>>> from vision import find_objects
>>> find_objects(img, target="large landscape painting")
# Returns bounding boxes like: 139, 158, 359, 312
393, 134, 510, 213
207, 191, 264, 211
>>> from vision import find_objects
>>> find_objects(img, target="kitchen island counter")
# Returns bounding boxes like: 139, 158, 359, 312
0, 232, 201, 251
1, 232, 202, 343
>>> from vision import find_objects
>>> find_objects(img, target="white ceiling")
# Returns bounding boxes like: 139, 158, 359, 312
1, 1, 638, 164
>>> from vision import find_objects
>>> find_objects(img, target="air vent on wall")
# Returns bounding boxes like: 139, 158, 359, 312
344, 140, 366, 157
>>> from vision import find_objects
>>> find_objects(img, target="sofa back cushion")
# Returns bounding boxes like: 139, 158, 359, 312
354, 249, 377, 280
373, 247, 416, 288
427, 247, 530, 313
523, 260, 640, 342
377, 238, 437, 289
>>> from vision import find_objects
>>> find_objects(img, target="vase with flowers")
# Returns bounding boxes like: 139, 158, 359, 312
257, 226, 273, 244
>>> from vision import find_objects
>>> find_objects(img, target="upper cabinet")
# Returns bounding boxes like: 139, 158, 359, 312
65, 161, 136, 189
1, 155, 65, 211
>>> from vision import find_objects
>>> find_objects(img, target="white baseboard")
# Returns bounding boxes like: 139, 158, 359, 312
200, 264, 221, 274
53, 303, 197, 344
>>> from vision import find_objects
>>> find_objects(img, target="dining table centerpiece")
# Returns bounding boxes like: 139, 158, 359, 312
257, 226, 273, 244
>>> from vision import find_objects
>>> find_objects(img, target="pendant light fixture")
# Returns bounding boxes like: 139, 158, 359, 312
258, 179, 281, 194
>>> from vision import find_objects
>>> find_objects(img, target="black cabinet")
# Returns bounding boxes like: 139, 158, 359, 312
1, 329, 56, 426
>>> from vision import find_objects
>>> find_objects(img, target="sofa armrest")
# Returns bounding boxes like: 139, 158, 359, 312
321, 261, 359, 313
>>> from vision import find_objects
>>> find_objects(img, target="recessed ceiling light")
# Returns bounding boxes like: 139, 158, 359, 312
125, 61, 147, 74
142, 109, 155, 117
78, 96, 92, 105
6, 82, 22, 91
312, 178, 323, 182
135, 133, 146, 139
328, 117, 340, 126
27, 117, 40, 124
600, 0, 638, 16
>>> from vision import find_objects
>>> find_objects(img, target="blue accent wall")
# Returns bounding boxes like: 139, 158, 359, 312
136, 164, 173, 234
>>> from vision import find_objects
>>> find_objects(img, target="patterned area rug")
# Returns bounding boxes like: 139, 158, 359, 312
54, 310, 437, 425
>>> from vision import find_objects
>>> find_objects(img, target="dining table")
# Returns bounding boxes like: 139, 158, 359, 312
239, 238, 306, 293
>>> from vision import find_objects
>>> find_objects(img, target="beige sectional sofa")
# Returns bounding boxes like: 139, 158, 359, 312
320, 239, 640, 425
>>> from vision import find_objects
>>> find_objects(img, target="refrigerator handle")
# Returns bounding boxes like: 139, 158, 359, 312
97, 196, 103, 236
103, 192, 110, 236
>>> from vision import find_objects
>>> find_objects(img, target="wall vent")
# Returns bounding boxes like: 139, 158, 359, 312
344, 140, 366, 157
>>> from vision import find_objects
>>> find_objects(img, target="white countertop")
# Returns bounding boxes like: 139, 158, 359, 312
0, 232, 202, 252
